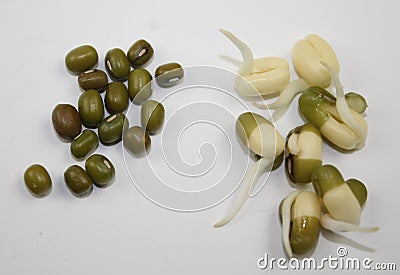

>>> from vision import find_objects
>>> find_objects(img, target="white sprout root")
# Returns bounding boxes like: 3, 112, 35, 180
253, 79, 309, 121
281, 190, 301, 258
253, 79, 309, 110
248, 157, 273, 197
320, 213, 379, 233
321, 61, 368, 148
219, 29, 253, 76
214, 158, 272, 228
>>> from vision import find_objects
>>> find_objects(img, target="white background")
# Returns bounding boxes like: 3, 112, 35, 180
1, 0, 399, 274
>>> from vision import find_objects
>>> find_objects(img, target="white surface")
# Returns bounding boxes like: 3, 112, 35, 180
1, 0, 400, 274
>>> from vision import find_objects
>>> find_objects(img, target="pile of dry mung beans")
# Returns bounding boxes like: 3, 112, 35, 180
24, 39, 183, 198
